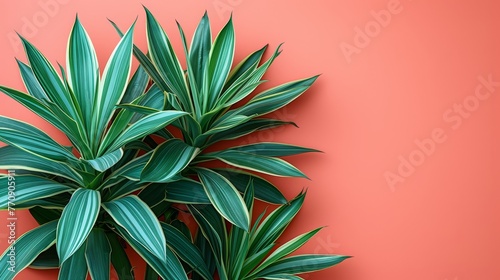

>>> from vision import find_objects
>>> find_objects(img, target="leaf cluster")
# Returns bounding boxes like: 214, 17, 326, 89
0, 8, 348, 280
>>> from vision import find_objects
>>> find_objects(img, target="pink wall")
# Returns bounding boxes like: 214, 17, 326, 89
1, 0, 499, 279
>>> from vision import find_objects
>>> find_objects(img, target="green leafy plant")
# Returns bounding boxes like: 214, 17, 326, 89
189, 184, 349, 280
0, 17, 191, 279
112, 8, 349, 279
111, 7, 321, 231
0, 8, 348, 280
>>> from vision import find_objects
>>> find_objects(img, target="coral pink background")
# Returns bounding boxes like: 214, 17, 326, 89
1, 0, 499, 279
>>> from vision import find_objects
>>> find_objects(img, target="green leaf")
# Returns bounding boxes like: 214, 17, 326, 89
164, 180, 211, 204
85, 228, 111, 280
243, 180, 255, 210
106, 232, 134, 280
0, 146, 83, 185
199, 114, 253, 139
118, 103, 159, 115
58, 243, 88, 280
0, 175, 73, 209
121, 65, 149, 104
207, 150, 307, 178
104, 151, 152, 184
170, 220, 192, 240
0, 86, 72, 137
137, 184, 168, 208
141, 139, 199, 182
188, 205, 227, 259
114, 223, 188, 280
197, 168, 250, 231
16, 201, 65, 210
218, 44, 281, 109
91, 22, 135, 152
224, 45, 267, 92
104, 110, 187, 154
123, 139, 154, 153
224, 81, 265, 108
255, 255, 349, 277
103, 195, 166, 262
105, 180, 146, 201
0, 116, 76, 162
235, 76, 318, 117
228, 182, 253, 280
180, 113, 203, 144
162, 222, 214, 280
134, 84, 166, 110
145, 7, 191, 111
100, 86, 161, 152
139, 181, 206, 206
56, 188, 101, 264
206, 119, 295, 146
86, 148, 124, 172
0, 220, 57, 279
261, 274, 304, 280
217, 45, 268, 108
162, 207, 179, 223
206, 16, 235, 110
241, 243, 274, 277
151, 201, 173, 218
216, 169, 286, 204
124, 84, 167, 125
229, 142, 319, 157
192, 231, 216, 280
108, 18, 171, 93
47, 98, 94, 157
30, 207, 62, 225
250, 228, 323, 277
0, 85, 91, 157
188, 205, 228, 279
249, 192, 305, 256
29, 245, 59, 269
16, 59, 49, 100
154, 128, 175, 141
84, 170, 106, 191
175, 17, 203, 119
180, 23, 205, 120
20, 36, 79, 121
145, 264, 160, 280
67, 16, 99, 130
190, 12, 211, 97
15, 193, 70, 210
